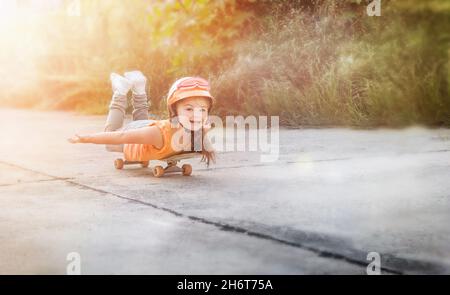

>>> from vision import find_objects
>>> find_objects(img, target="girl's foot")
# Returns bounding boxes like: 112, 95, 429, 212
124, 70, 147, 95
110, 73, 132, 96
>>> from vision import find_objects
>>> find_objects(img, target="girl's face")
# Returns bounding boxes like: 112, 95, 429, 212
175, 96, 210, 131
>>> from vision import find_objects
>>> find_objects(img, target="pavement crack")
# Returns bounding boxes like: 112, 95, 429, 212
194, 157, 352, 171
60, 180, 403, 275
0, 178, 73, 187
196, 149, 450, 171
0, 158, 436, 275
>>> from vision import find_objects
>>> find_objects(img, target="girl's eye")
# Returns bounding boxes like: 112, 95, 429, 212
201, 109, 207, 112
186, 108, 193, 111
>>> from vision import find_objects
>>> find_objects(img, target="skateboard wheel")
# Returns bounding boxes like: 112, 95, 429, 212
114, 159, 124, 170
153, 165, 164, 177
182, 164, 192, 176
141, 161, 149, 168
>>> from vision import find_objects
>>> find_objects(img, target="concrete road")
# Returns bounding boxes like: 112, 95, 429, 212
0, 108, 449, 274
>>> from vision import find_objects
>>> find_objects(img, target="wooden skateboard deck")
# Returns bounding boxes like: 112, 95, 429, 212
113, 152, 201, 177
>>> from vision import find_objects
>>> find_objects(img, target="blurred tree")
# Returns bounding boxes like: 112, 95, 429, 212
146, 0, 256, 76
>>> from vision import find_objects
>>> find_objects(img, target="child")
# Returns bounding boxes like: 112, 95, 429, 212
68, 72, 216, 166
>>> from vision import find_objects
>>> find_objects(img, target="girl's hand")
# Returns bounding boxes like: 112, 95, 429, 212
67, 134, 86, 144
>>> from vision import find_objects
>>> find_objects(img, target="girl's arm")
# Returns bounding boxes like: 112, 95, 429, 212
68, 126, 163, 149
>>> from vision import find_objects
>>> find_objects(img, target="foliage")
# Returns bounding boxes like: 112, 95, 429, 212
0, 0, 448, 127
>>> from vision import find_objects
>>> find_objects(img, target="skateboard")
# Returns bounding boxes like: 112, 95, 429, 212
113, 152, 201, 177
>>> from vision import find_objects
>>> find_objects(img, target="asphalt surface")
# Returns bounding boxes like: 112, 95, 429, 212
0, 108, 449, 274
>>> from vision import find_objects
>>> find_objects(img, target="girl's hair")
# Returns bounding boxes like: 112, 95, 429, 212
199, 130, 216, 167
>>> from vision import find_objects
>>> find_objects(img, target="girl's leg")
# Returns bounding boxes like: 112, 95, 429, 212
104, 73, 132, 152
131, 92, 149, 121
104, 73, 132, 132
124, 71, 149, 121
122, 119, 154, 131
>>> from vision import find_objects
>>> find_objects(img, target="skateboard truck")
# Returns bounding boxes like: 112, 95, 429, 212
113, 152, 200, 177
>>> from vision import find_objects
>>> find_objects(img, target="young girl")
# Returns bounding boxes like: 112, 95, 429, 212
68, 71, 216, 166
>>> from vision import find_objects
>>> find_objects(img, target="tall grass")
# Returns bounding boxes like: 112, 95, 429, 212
212, 1, 450, 127
0, 0, 448, 127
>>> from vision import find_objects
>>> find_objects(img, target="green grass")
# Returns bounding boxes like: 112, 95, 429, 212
0, 1, 448, 127
211, 3, 450, 127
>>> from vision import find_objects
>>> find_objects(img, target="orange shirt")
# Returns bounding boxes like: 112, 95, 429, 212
123, 119, 181, 161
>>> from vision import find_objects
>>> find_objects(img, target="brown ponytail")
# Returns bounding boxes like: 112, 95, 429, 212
200, 128, 216, 167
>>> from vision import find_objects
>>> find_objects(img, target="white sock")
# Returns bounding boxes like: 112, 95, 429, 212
124, 70, 147, 95
110, 73, 132, 96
